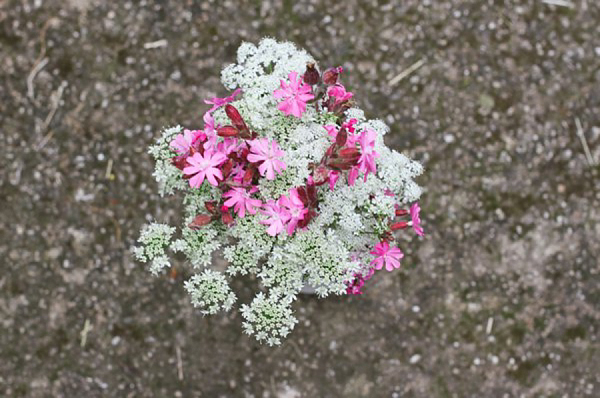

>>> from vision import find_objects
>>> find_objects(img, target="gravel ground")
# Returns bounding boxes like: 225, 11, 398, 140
1, 0, 599, 397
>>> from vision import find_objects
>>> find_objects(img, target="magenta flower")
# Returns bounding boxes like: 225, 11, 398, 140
183, 150, 227, 187
247, 138, 286, 180
170, 129, 203, 154
216, 137, 240, 156
347, 166, 360, 186
327, 84, 353, 106
370, 241, 404, 271
259, 199, 290, 236
357, 128, 380, 181
279, 188, 308, 235
273, 71, 314, 118
204, 88, 242, 112
328, 170, 340, 191
410, 202, 425, 237
223, 187, 262, 218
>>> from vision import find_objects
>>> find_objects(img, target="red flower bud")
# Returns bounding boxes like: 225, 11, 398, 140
243, 167, 255, 184
188, 214, 213, 230
335, 127, 347, 147
395, 209, 408, 217
390, 221, 408, 231
221, 159, 233, 177
217, 125, 239, 137
221, 210, 234, 225
297, 186, 309, 206
303, 62, 320, 85
323, 66, 343, 85
225, 105, 248, 133
171, 155, 187, 170
205, 201, 217, 214
338, 147, 360, 159
306, 184, 317, 204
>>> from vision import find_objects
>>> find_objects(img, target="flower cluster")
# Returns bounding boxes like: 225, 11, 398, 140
135, 39, 425, 345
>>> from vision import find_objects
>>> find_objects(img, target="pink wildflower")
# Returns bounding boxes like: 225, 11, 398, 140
183, 150, 227, 187
327, 84, 353, 106
204, 88, 242, 112
223, 187, 262, 218
279, 189, 308, 235
370, 241, 404, 271
347, 166, 360, 186
273, 71, 314, 118
259, 199, 290, 236
328, 170, 340, 191
170, 129, 204, 154
247, 138, 286, 180
410, 202, 425, 237
357, 128, 380, 181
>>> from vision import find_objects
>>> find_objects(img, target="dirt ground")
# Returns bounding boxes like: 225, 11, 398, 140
1, 0, 599, 397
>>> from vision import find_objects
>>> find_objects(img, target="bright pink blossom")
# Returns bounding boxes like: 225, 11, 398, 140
183, 150, 227, 187
170, 129, 204, 154
204, 88, 242, 112
327, 84, 353, 106
279, 188, 308, 235
410, 202, 425, 237
357, 128, 380, 181
223, 187, 262, 218
347, 166, 360, 186
370, 241, 404, 271
273, 71, 314, 118
259, 199, 290, 236
328, 170, 340, 191
247, 138, 286, 180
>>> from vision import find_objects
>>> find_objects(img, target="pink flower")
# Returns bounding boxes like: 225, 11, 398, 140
247, 138, 286, 180
279, 188, 308, 235
357, 128, 380, 181
273, 71, 314, 118
327, 84, 353, 106
347, 166, 360, 186
170, 129, 204, 154
183, 150, 227, 187
410, 202, 425, 237
370, 241, 404, 271
216, 137, 240, 156
328, 170, 340, 191
204, 88, 242, 112
259, 199, 290, 236
223, 187, 262, 218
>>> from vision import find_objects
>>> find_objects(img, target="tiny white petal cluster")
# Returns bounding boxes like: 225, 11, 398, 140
135, 39, 425, 345
240, 292, 298, 346
134, 223, 176, 275
184, 270, 236, 315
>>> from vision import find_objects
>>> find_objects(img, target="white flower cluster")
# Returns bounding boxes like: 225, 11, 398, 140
184, 269, 236, 315
135, 39, 424, 345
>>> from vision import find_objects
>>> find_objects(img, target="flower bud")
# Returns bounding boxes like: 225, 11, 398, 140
217, 125, 239, 137
390, 221, 408, 231
188, 214, 213, 230
205, 201, 217, 214
303, 62, 320, 85
225, 104, 248, 133
221, 159, 233, 176
322, 66, 343, 85
395, 209, 408, 217
335, 127, 347, 147
171, 155, 187, 170
221, 210, 234, 225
